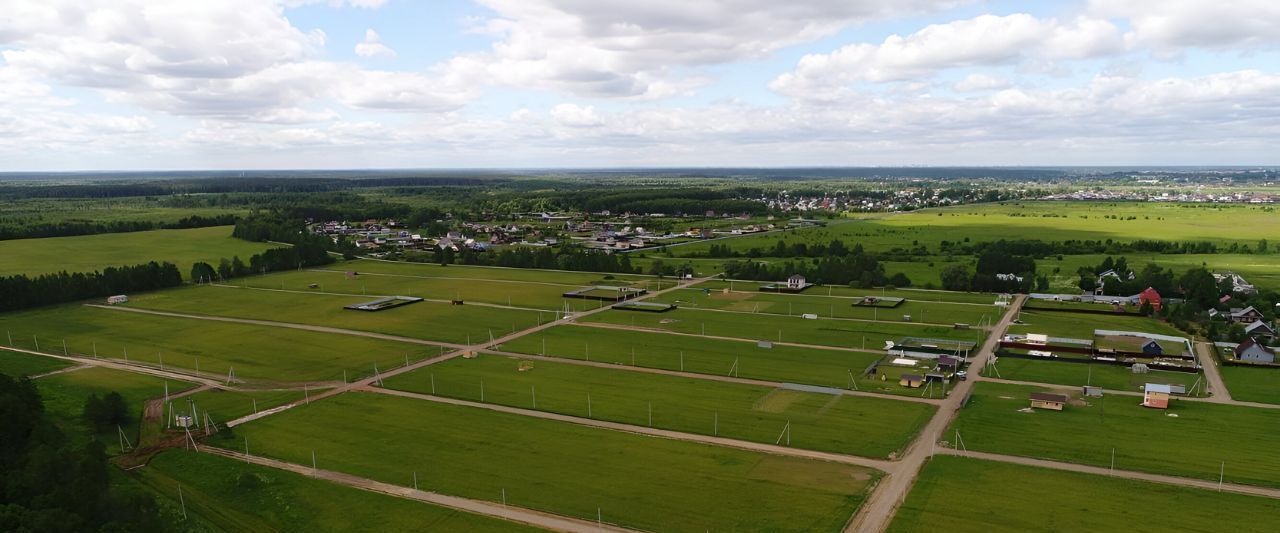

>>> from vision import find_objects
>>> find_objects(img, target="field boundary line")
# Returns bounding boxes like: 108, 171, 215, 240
196, 447, 637, 532
479, 349, 943, 405
306, 269, 587, 288
363, 387, 896, 471
935, 449, 1280, 500
27, 364, 90, 379
974, 375, 1280, 410
206, 283, 556, 313
646, 302, 983, 329
1, 344, 224, 388
679, 285, 1000, 307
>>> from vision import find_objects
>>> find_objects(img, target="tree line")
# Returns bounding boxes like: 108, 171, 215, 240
0, 262, 182, 313
0, 213, 238, 241
0, 374, 164, 532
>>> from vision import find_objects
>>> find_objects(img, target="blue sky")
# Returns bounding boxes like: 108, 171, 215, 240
1, 0, 1278, 170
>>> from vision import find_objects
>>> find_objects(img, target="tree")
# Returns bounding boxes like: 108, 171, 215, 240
217, 258, 233, 280
190, 262, 216, 284
940, 264, 972, 291
887, 272, 911, 287
82, 392, 129, 433
1259, 238, 1269, 254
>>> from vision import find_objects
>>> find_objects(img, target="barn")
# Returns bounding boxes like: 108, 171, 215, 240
1138, 287, 1162, 312
1142, 383, 1173, 409
1029, 392, 1068, 411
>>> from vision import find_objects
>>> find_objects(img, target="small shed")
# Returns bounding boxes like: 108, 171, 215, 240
1082, 386, 1103, 397
1143, 383, 1173, 409
924, 373, 946, 384
1029, 392, 1068, 411
106, 295, 128, 305
937, 356, 960, 372
786, 274, 806, 289
899, 374, 923, 388
1141, 339, 1163, 356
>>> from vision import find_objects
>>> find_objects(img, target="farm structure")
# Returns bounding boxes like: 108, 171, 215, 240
760, 274, 814, 293
343, 296, 424, 311
562, 285, 648, 302
1142, 383, 1173, 409
1029, 392, 1067, 411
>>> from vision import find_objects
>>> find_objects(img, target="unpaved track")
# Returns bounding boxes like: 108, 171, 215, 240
28, 364, 90, 379
568, 321, 888, 356
936, 448, 1280, 500
478, 348, 942, 405
842, 294, 1025, 533
366, 387, 896, 471
86, 304, 468, 349
198, 446, 633, 532
1195, 341, 1233, 402
209, 283, 559, 313
636, 303, 983, 329
1, 345, 228, 388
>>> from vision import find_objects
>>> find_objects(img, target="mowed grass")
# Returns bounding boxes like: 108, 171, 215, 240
580, 308, 986, 352
183, 388, 307, 423
237, 268, 614, 313
345, 258, 669, 287
127, 285, 548, 346
691, 280, 997, 304
1219, 365, 1280, 405
947, 382, 1280, 489
0, 349, 73, 377
134, 450, 538, 533
988, 357, 1203, 394
1006, 309, 1185, 340
36, 366, 196, 445
651, 287, 999, 325
385, 354, 934, 458
498, 325, 882, 389
0, 226, 279, 279
889, 455, 1280, 533
230, 393, 876, 532
0, 304, 440, 384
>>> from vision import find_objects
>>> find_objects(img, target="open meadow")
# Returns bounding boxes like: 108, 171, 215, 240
1006, 309, 1186, 340
0, 226, 279, 279
227, 392, 877, 532
690, 280, 997, 304
0, 349, 73, 377
135, 450, 538, 533
650, 287, 998, 325
384, 353, 935, 458
36, 366, 196, 445
127, 284, 548, 346
1218, 365, 1280, 405
497, 325, 882, 389
987, 356, 1203, 394
0, 304, 442, 384
888, 456, 1280, 533
947, 382, 1280, 489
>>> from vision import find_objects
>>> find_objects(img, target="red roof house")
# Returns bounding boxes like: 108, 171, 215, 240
1139, 287, 1162, 312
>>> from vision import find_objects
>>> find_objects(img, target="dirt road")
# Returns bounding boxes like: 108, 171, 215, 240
568, 321, 888, 356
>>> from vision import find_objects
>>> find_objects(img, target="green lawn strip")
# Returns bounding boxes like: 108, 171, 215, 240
690, 280, 997, 304
1007, 309, 1186, 340
0, 226, 278, 279
652, 288, 997, 324
947, 381, 1280, 489
1218, 365, 1280, 405
989, 357, 1203, 395
133, 449, 538, 533
0, 304, 440, 384
385, 354, 934, 459
888, 455, 1280, 533
497, 325, 881, 390
580, 308, 985, 352
228, 393, 875, 532
126, 285, 548, 346
0, 349, 73, 377
236, 268, 609, 312
344, 259, 663, 286
182, 388, 308, 424
35, 366, 197, 447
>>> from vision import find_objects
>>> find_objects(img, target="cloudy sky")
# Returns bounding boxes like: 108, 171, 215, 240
2, 0, 1278, 170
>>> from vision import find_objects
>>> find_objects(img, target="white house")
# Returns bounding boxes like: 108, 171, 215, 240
787, 274, 806, 289
1234, 338, 1276, 364
106, 295, 128, 305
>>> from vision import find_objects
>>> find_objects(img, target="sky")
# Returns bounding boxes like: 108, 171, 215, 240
1, 0, 1278, 170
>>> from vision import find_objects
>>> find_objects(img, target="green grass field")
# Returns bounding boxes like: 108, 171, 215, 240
229, 392, 876, 532
0, 226, 279, 279
1218, 364, 1280, 404
650, 288, 998, 325
134, 450, 537, 533
345, 258, 669, 286
0, 349, 73, 377
691, 280, 997, 304
0, 304, 442, 384
498, 325, 883, 389
988, 356, 1203, 394
947, 382, 1280, 489
889, 456, 1280, 533
1006, 309, 1186, 340
35, 366, 196, 445
127, 285, 548, 346
385, 354, 934, 458
183, 388, 308, 424
580, 308, 986, 352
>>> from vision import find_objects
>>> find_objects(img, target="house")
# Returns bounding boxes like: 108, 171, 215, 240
995, 273, 1024, 283
436, 237, 459, 251
936, 355, 960, 372
1029, 392, 1068, 411
1214, 271, 1257, 295
1244, 320, 1275, 342
1229, 306, 1264, 324
1234, 338, 1276, 364
786, 274, 806, 290
1139, 287, 1162, 312
899, 374, 923, 388
1142, 383, 1173, 409
1141, 339, 1164, 356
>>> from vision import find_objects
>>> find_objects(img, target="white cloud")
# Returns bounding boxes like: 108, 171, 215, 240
355, 28, 397, 58
550, 104, 605, 127
952, 73, 1010, 92
445, 0, 966, 98
1089, 0, 1280, 54
771, 14, 1122, 100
